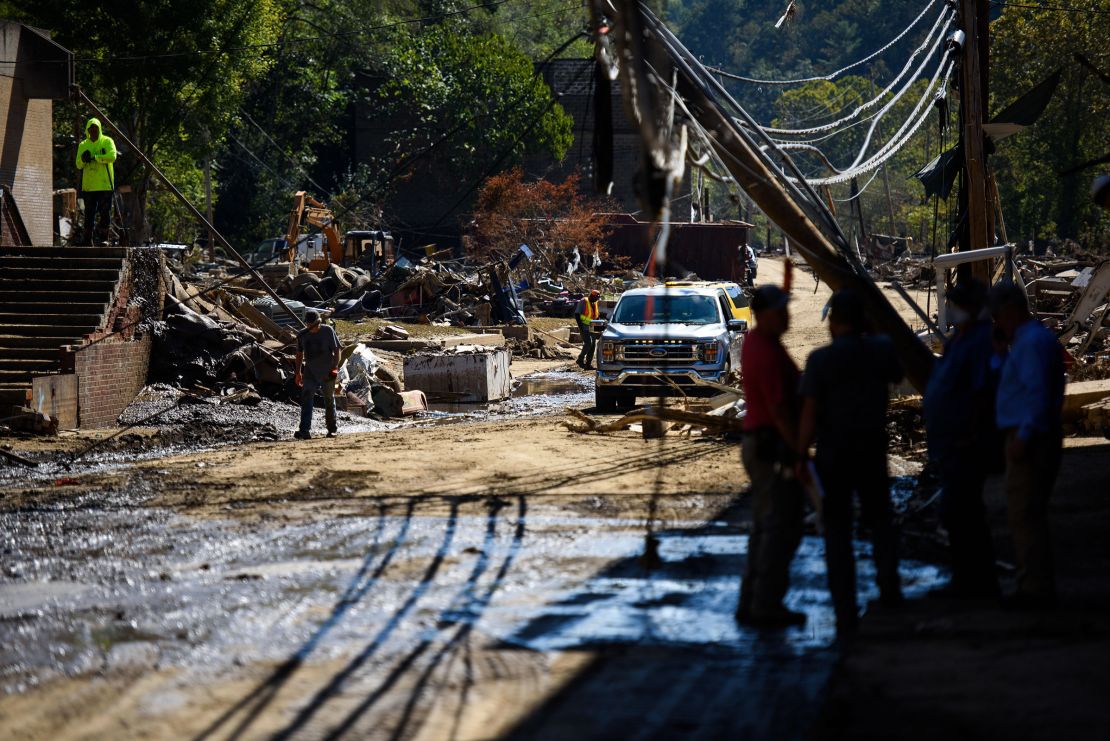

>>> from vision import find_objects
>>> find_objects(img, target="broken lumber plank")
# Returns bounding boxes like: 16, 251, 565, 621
563, 405, 745, 435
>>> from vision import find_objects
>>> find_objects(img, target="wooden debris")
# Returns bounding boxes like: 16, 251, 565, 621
562, 405, 745, 436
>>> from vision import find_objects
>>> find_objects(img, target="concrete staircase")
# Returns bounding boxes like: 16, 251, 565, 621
0, 247, 127, 416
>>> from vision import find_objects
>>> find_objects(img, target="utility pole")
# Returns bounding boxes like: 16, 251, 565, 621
959, 0, 992, 283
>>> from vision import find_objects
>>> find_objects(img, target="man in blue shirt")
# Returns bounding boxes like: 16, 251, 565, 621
924, 280, 1001, 599
989, 282, 1066, 608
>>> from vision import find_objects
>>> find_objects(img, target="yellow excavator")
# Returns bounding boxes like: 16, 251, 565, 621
283, 191, 395, 274
285, 191, 342, 272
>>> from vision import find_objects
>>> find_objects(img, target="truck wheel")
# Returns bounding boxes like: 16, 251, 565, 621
595, 386, 619, 412
617, 391, 638, 410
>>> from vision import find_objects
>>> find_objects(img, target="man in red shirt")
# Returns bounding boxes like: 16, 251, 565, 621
737, 285, 806, 628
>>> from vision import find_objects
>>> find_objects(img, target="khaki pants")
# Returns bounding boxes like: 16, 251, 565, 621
1004, 429, 1062, 598
739, 434, 803, 617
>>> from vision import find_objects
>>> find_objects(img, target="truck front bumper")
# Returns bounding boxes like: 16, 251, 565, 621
596, 366, 727, 396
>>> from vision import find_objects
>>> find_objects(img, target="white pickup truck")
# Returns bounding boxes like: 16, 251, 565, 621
592, 284, 747, 411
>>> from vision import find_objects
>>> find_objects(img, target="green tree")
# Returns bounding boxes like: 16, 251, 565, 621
3, 0, 281, 241
990, 0, 1110, 244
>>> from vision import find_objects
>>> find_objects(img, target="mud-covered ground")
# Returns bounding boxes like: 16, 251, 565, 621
1, 258, 1101, 740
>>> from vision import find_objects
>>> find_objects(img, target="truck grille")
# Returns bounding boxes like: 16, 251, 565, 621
618, 340, 698, 363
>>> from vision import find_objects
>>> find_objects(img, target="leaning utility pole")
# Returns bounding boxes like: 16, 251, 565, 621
959, 0, 992, 283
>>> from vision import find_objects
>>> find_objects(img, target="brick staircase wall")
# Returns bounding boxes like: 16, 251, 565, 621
0, 246, 164, 429
65, 335, 153, 428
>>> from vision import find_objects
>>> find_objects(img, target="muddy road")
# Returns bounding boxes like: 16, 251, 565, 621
0, 260, 947, 739
0, 367, 941, 741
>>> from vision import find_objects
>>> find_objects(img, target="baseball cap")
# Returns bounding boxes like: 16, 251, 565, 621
304, 309, 321, 324
750, 285, 789, 313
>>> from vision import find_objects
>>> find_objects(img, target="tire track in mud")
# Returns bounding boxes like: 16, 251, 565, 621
193, 499, 420, 740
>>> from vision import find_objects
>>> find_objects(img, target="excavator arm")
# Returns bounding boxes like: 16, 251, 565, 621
285, 191, 343, 269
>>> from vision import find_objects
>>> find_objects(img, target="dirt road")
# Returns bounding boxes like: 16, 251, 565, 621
0, 258, 940, 740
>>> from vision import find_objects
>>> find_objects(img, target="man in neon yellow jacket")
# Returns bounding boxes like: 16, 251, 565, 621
75, 117, 117, 245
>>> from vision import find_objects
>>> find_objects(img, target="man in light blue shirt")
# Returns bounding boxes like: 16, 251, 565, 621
989, 282, 1065, 608
924, 280, 1001, 599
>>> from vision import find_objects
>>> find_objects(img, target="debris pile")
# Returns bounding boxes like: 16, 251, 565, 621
874, 251, 1110, 377
505, 336, 575, 360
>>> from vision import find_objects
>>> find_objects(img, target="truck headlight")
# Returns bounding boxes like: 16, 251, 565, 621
600, 341, 616, 363
699, 342, 720, 363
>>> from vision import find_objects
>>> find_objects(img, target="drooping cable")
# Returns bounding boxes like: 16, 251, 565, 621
706, 0, 940, 86
758, 7, 954, 136
802, 58, 954, 185
640, 7, 852, 250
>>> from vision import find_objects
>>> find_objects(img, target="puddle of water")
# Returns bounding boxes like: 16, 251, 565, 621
499, 532, 945, 654
0, 494, 945, 708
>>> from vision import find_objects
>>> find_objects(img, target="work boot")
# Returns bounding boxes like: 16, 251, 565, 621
326, 430, 338, 438
294, 430, 312, 440
747, 606, 807, 628
1000, 591, 1057, 612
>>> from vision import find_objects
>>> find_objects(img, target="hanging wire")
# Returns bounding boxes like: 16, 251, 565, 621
705, 0, 941, 86
758, 7, 954, 136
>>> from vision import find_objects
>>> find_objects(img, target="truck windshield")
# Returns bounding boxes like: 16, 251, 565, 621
611, 294, 721, 324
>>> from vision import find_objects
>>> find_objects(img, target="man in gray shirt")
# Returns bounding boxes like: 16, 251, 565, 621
295, 309, 341, 439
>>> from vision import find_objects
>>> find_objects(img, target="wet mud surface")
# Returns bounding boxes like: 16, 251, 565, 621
0, 489, 942, 740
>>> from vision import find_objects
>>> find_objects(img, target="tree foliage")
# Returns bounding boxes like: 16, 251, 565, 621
670, 0, 1110, 247
3, 0, 282, 241
469, 167, 614, 275
990, 0, 1110, 243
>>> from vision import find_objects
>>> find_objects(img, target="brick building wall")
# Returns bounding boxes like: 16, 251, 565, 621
0, 70, 53, 245
68, 334, 152, 428
0, 23, 70, 246
53, 249, 163, 429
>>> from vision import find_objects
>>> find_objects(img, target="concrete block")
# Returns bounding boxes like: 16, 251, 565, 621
403, 348, 511, 402
32, 373, 78, 429
467, 325, 532, 341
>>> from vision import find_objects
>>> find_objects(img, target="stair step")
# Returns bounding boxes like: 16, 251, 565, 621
0, 303, 106, 315
0, 347, 62, 361
0, 390, 30, 407
0, 336, 83, 349
0, 325, 95, 338
0, 358, 58, 371
0, 247, 128, 259
0, 279, 118, 294
0, 267, 121, 282
0, 313, 103, 326
0, 291, 112, 304
0, 370, 50, 384
0, 256, 125, 270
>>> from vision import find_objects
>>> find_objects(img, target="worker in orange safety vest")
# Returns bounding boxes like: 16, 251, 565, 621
575, 289, 601, 369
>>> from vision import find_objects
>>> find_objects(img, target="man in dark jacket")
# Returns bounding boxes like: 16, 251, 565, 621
798, 290, 904, 639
